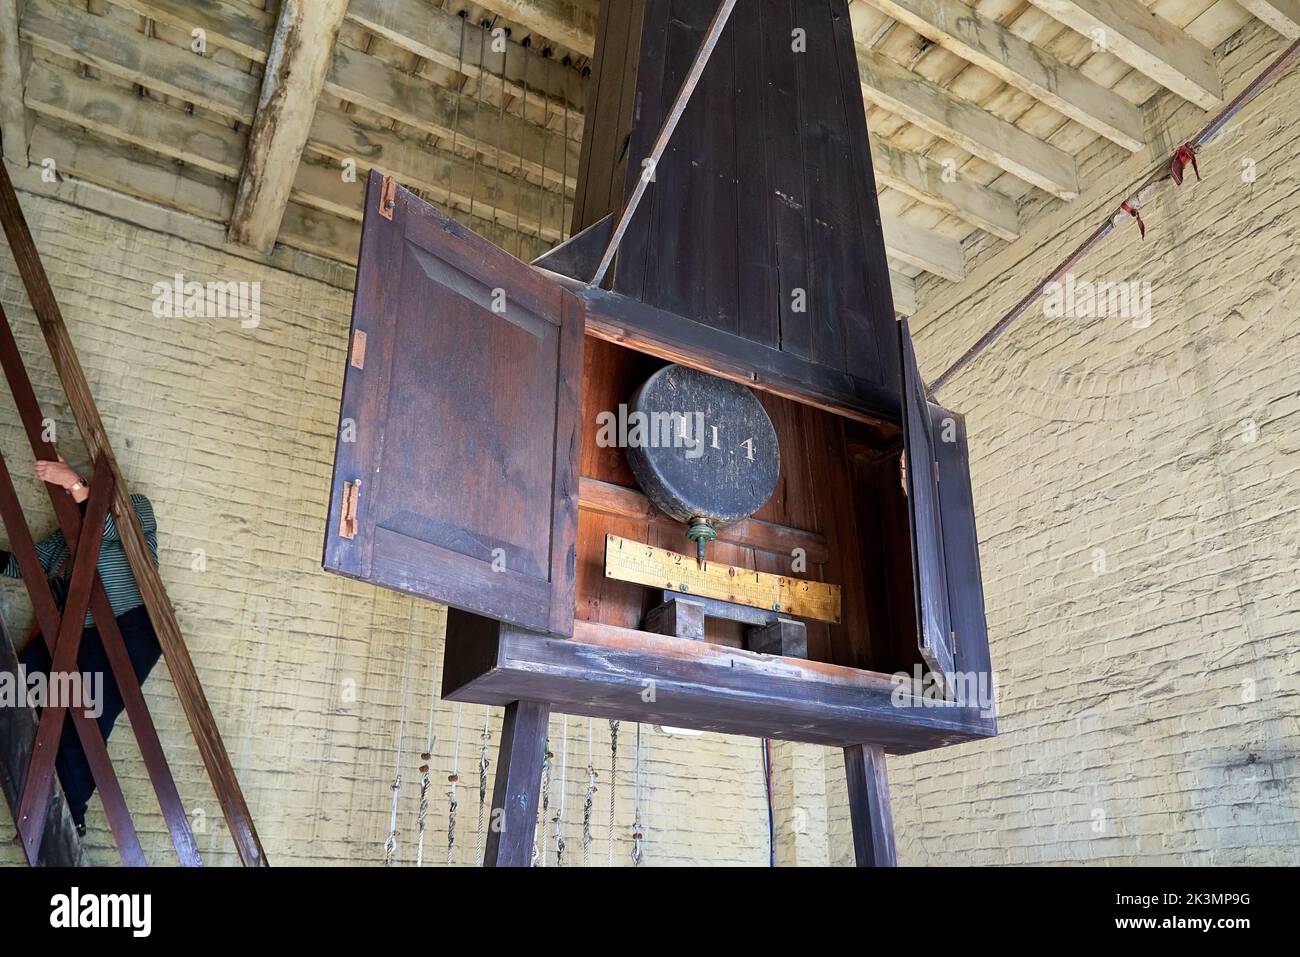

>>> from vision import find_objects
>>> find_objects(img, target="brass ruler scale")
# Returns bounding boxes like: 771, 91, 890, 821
603, 534, 842, 624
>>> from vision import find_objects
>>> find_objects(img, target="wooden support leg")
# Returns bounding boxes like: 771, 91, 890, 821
844, 744, 897, 867
483, 700, 550, 868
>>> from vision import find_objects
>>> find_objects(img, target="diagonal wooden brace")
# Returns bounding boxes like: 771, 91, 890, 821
0, 305, 200, 865
0, 453, 144, 865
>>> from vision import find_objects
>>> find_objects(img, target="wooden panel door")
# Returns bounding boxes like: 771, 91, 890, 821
897, 320, 954, 682
931, 405, 992, 709
323, 172, 582, 637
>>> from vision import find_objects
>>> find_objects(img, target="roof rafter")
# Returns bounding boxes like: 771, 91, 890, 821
862, 0, 1145, 152
1028, 0, 1222, 110
228, 0, 350, 254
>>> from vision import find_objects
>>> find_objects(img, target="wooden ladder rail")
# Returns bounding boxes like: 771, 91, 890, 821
0, 452, 145, 865
0, 162, 265, 865
0, 307, 202, 865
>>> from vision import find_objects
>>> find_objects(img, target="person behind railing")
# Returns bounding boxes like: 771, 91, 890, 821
0, 454, 161, 838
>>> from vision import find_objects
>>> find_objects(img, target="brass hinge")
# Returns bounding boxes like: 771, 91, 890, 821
339, 480, 361, 539
350, 329, 367, 369
378, 175, 397, 220
950, 629, 957, 655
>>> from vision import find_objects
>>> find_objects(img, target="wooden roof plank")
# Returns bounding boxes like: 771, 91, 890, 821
1028, 0, 1222, 109
856, 45, 1080, 199
863, 0, 1146, 151
1237, 0, 1300, 38
870, 134, 1020, 241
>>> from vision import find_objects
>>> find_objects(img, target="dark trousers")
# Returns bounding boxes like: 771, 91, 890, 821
18, 604, 162, 826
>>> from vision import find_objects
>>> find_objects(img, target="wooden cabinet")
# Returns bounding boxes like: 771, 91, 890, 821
324, 172, 994, 747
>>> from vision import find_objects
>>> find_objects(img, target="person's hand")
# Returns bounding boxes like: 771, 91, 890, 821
35, 454, 86, 499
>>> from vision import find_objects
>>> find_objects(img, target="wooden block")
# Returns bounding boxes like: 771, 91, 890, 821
746, 618, 808, 659
644, 598, 706, 640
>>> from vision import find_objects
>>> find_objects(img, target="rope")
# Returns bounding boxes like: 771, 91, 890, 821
383, 639, 413, 866
493, 27, 511, 239
582, 718, 596, 866
518, 36, 534, 255
561, 58, 572, 240
474, 710, 490, 865
468, 21, 490, 221
446, 11, 467, 210
607, 719, 619, 867
447, 702, 462, 866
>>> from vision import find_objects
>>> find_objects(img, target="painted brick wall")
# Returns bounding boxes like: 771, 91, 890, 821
824, 21, 1300, 866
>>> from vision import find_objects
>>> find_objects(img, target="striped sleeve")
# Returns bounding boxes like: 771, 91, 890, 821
102, 493, 156, 543
0, 528, 68, 577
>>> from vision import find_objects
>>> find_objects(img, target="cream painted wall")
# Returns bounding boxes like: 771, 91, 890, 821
824, 20, 1300, 866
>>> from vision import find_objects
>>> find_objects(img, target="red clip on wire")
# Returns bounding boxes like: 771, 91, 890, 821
1120, 201, 1146, 239
1170, 142, 1200, 186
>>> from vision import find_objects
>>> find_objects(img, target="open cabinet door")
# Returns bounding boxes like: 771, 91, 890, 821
930, 406, 993, 715
898, 319, 954, 683
323, 171, 582, 638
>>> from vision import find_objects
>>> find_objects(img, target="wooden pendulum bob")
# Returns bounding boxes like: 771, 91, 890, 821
625, 365, 808, 657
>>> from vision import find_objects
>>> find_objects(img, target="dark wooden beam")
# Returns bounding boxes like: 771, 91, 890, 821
844, 743, 897, 866
483, 700, 550, 868
561, 279, 902, 426
444, 616, 994, 753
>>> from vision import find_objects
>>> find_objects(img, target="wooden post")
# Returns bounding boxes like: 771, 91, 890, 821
843, 743, 897, 866
0, 162, 267, 865
483, 700, 550, 868
0, 618, 84, 867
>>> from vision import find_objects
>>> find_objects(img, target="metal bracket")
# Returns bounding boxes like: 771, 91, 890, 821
378, 175, 397, 221
340, 480, 361, 539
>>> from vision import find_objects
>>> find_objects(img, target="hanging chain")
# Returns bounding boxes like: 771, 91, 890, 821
415, 636, 438, 867
607, 719, 619, 867
447, 702, 463, 866
631, 723, 644, 867
553, 716, 568, 866
384, 641, 413, 866
533, 734, 552, 867
474, 712, 491, 864
582, 719, 596, 866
